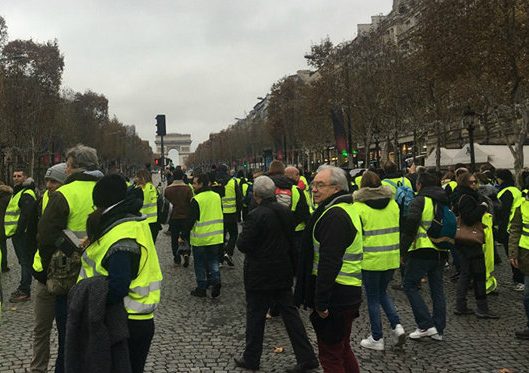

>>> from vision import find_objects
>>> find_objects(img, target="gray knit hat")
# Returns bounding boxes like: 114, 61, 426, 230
45, 163, 67, 184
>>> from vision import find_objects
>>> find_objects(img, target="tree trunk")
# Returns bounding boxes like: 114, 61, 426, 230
515, 105, 529, 173
30, 135, 35, 178
435, 121, 441, 171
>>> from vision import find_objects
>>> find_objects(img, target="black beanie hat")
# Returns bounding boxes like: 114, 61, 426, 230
93, 174, 127, 209
496, 169, 513, 182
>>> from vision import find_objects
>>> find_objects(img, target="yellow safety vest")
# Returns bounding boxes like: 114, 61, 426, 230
518, 199, 529, 251
352, 199, 400, 271
222, 178, 237, 214
442, 181, 457, 193
4, 188, 37, 237
140, 182, 158, 224
57, 180, 97, 238
78, 217, 162, 320
298, 176, 314, 213
409, 197, 445, 252
312, 202, 363, 286
382, 177, 413, 198
241, 182, 251, 207
290, 186, 306, 232
482, 212, 497, 294
33, 190, 50, 273
498, 186, 522, 231
191, 190, 224, 246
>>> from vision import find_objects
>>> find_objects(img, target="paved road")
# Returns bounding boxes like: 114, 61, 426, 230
1, 229, 528, 372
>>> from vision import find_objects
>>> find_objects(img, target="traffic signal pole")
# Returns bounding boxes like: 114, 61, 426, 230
160, 134, 165, 182
155, 114, 167, 182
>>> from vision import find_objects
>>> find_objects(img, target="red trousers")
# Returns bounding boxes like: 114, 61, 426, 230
316, 309, 360, 373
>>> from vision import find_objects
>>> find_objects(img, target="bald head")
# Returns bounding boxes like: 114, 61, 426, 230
285, 166, 300, 182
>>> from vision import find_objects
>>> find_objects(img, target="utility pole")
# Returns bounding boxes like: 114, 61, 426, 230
156, 114, 166, 182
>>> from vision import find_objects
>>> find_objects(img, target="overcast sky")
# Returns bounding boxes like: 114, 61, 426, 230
2, 0, 392, 152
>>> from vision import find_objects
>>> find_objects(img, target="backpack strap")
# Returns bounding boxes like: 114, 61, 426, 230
384, 179, 399, 189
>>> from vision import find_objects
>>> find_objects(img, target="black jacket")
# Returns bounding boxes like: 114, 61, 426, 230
455, 187, 488, 257
400, 185, 449, 260
237, 198, 296, 291
295, 191, 361, 312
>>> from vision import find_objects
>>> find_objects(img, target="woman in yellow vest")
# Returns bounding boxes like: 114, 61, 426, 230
352, 171, 405, 351
453, 172, 498, 319
79, 175, 163, 373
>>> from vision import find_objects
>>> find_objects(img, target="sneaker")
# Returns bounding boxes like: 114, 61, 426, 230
515, 328, 529, 340
183, 254, 190, 268
224, 254, 234, 267
430, 333, 443, 341
360, 335, 384, 351
234, 357, 259, 371
9, 290, 30, 303
190, 288, 207, 298
409, 327, 438, 340
514, 283, 525, 292
392, 324, 406, 346
475, 310, 500, 319
1, 267, 10, 273
211, 284, 221, 298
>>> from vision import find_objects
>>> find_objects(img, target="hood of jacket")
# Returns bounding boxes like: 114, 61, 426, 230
13, 177, 36, 194
353, 186, 392, 209
0, 184, 13, 197
478, 184, 498, 200
270, 174, 294, 189
65, 170, 103, 184
418, 185, 449, 204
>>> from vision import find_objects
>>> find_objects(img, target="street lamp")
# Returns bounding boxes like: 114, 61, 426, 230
462, 107, 476, 172
373, 126, 380, 167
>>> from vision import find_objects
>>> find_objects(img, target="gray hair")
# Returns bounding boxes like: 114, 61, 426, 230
66, 144, 99, 171
253, 176, 276, 199
317, 166, 349, 191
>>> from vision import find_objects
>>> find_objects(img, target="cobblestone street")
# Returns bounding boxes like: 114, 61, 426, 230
1, 229, 529, 372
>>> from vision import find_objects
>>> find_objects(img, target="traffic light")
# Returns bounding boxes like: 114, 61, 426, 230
352, 149, 359, 155
154, 158, 159, 166
155, 114, 166, 136
341, 149, 348, 158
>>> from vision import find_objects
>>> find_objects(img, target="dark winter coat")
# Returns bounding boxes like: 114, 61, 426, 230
508, 203, 529, 275
0, 184, 13, 242
400, 185, 450, 261
236, 198, 296, 291
294, 191, 361, 312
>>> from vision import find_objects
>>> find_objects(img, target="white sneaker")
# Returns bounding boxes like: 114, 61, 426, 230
430, 333, 443, 341
392, 324, 406, 346
360, 335, 384, 351
409, 327, 438, 340
514, 283, 525, 292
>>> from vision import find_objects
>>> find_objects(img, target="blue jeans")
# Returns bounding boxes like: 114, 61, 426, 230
404, 256, 446, 335
192, 245, 221, 290
12, 234, 33, 294
363, 269, 400, 340
523, 276, 529, 328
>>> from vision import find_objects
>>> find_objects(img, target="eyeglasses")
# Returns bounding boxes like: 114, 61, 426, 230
311, 182, 336, 190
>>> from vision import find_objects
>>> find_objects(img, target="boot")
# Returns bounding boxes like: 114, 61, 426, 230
475, 299, 499, 319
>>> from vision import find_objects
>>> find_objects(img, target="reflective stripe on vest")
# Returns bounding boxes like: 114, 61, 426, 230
4, 188, 36, 237
499, 186, 522, 232
33, 190, 50, 273
78, 217, 163, 320
312, 202, 363, 286
482, 212, 497, 294
191, 190, 224, 246
519, 200, 529, 250
222, 179, 237, 214
140, 182, 158, 223
352, 199, 400, 271
409, 197, 442, 252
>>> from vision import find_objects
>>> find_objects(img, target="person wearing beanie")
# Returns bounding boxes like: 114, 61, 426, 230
38, 144, 102, 373
496, 169, 525, 291
70, 174, 162, 373
30, 162, 67, 373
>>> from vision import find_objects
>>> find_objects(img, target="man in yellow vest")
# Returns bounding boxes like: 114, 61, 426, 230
213, 164, 241, 267
189, 173, 223, 298
5, 166, 37, 303
508, 169, 529, 340
31, 162, 67, 373
295, 166, 362, 372
496, 169, 525, 292
38, 144, 102, 373
401, 172, 448, 341
0, 182, 13, 273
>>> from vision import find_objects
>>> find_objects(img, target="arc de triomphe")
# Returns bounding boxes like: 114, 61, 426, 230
155, 133, 192, 166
